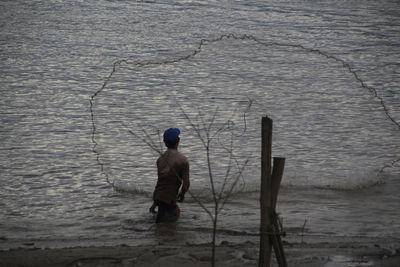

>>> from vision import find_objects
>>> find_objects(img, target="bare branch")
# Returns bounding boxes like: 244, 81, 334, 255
217, 134, 234, 201
179, 105, 207, 148
122, 122, 163, 155
241, 96, 254, 134
206, 107, 219, 142
209, 110, 236, 143
219, 159, 249, 212
188, 191, 214, 220
206, 147, 217, 204
142, 128, 163, 153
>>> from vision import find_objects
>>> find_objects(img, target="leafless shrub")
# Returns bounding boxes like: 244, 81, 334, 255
125, 100, 252, 267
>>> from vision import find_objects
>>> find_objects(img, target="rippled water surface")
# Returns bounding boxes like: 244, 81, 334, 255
1, 0, 399, 248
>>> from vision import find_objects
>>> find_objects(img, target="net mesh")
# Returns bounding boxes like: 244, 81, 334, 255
90, 34, 400, 196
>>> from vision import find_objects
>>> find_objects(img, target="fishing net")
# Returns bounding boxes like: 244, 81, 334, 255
90, 34, 400, 197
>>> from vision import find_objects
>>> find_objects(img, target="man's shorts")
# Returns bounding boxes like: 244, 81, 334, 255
154, 200, 180, 223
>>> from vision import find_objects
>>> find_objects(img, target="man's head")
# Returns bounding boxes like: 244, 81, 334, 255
163, 128, 180, 148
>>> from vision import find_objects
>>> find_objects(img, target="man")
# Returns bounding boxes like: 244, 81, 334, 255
149, 128, 190, 223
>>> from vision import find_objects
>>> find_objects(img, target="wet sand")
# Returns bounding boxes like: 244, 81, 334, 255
1, 237, 399, 267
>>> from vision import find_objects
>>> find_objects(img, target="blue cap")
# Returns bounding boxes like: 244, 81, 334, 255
163, 128, 180, 143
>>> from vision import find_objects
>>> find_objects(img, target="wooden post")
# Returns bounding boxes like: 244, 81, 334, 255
259, 117, 287, 267
259, 116, 273, 267
271, 157, 285, 209
270, 157, 287, 267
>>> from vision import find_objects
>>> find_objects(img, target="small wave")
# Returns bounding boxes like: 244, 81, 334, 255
310, 179, 385, 191
113, 180, 152, 197
111, 171, 386, 202
283, 170, 386, 191
181, 226, 259, 237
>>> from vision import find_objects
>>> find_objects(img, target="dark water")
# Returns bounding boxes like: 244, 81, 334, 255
1, 0, 399, 249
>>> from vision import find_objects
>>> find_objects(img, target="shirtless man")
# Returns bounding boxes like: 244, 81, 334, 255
149, 128, 190, 223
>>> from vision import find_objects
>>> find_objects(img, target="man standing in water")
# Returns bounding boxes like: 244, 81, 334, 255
149, 128, 190, 223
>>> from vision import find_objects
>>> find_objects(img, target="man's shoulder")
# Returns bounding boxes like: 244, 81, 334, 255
178, 151, 188, 158
160, 149, 188, 163
175, 151, 188, 163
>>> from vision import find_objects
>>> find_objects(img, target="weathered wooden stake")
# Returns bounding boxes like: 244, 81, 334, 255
259, 117, 287, 267
259, 116, 273, 267
271, 157, 285, 210
271, 157, 287, 267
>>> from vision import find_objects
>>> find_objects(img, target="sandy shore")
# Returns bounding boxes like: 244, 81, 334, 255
1, 237, 399, 267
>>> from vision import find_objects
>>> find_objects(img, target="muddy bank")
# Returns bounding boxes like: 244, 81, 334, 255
1, 237, 399, 267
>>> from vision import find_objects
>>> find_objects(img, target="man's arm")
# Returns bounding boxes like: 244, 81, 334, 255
149, 201, 157, 214
178, 160, 190, 202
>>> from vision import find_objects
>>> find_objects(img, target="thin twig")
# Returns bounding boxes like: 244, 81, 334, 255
301, 219, 307, 244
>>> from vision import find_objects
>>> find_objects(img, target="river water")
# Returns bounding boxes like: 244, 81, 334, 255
1, 0, 399, 250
